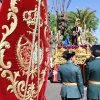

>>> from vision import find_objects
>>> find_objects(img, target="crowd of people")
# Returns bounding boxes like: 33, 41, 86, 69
57, 45, 100, 100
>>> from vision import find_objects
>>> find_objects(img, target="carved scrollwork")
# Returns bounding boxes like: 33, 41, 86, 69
52, 48, 66, 67
52, 46, 91, 67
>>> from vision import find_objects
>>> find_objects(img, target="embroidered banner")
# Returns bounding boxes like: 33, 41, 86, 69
0, 0, 50, 100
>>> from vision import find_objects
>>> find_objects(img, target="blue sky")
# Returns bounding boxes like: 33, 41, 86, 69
48, 0, 100, 43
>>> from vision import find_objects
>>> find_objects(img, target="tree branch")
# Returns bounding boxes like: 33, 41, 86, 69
66, 0, 72, 12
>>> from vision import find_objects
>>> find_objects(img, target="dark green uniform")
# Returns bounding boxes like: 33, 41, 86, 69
58, 61, 84, 99
86, 58, 100, 100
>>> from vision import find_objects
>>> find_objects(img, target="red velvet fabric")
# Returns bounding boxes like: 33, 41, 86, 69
0, 0, 50, 100
52, 64, 60, 82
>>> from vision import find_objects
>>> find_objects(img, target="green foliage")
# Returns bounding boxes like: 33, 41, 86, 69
87, 18, 99, 31
67, 8, 99, 31
49, 14, 57, 33
49, 8, 99, 42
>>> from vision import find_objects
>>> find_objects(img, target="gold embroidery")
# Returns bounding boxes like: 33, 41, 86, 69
37, 0, 46, 9
1, 70, 24, 99
21, 2, 49, 99
10, 0, 19, 13
23, 6, 43, 29
44, 13, 50, 48
0, 0, 18, 69
0, 0, 49, 99
23, 7, 38, 27
16, 36, 44, 77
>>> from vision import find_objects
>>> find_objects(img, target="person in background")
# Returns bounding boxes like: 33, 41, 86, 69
85, 55, 95, 65
86, 45, 100, 100
85, 37, 91, 46
85, 47, 95, 65
71, 18, 82, 45
84, 46, 95, 85
64, 33, 70, 46
58, 50, 84, 100
85, 45, 100, 65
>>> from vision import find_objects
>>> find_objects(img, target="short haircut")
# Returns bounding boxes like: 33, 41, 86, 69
93, 50, 100, 57
62, 50, 75, 60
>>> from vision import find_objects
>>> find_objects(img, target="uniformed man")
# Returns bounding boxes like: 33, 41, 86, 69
58, 50, 84, 100
86, 45, 100, 100
85, 46, 95, 65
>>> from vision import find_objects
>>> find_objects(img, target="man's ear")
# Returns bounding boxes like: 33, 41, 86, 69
70, 57, 73, 61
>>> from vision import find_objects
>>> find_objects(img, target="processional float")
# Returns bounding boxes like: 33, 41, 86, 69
50, 19, 92, 84
51, 45, 91, 83
0, 0, 50, 100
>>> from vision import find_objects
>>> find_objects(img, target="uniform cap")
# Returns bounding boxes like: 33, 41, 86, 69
90, 45, 100, 51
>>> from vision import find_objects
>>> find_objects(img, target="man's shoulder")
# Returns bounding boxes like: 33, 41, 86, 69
59, 63, 66, 68
74, 64, 80, 69
70, 63, 80, 70
87, 59, 97, 65
86, 57, 95, 64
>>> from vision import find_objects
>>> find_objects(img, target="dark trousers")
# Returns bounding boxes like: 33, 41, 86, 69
61, 97, 80, 100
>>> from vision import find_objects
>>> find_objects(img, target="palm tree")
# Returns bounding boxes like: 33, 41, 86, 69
50, 0, 72, 36
68, 7, 98, 44
68, 7, 97, 31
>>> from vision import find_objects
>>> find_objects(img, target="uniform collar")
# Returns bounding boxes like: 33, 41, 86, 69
96, 57, 100, 58
95, 57, 100, 59
67, 60, 73, 63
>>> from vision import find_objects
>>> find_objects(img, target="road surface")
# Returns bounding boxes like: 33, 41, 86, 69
45, 81, 87, 100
